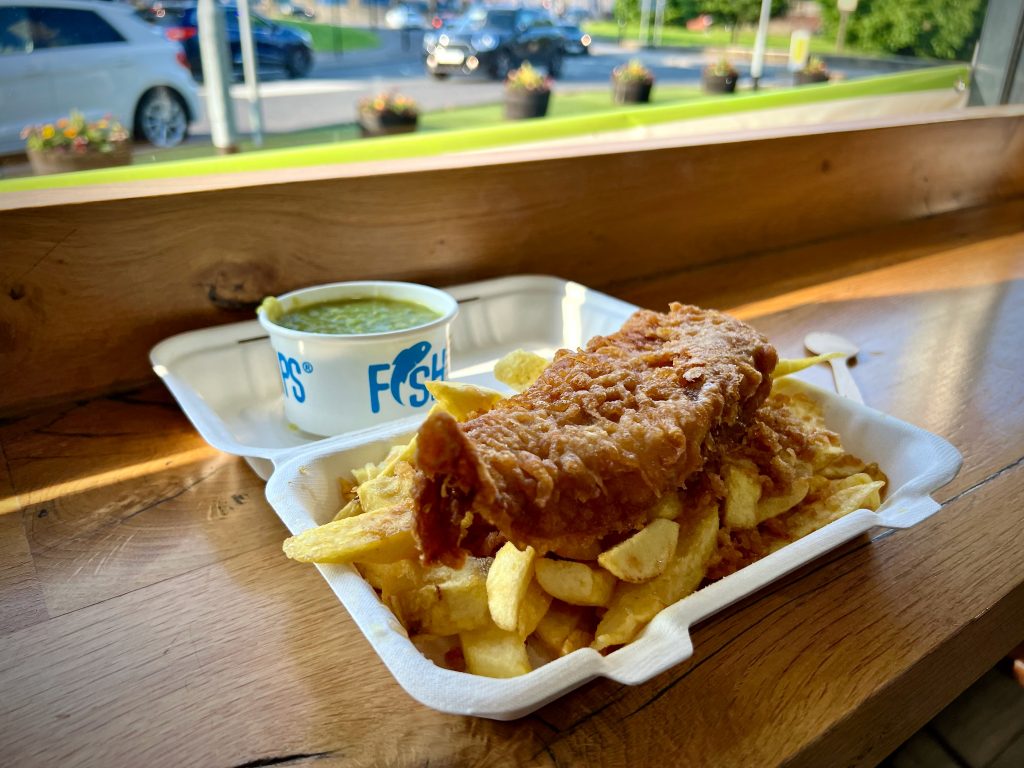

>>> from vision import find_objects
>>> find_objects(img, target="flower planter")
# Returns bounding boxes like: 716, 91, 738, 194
794, 71, 830, 85
27, 143, 132, 176
358, 111, 418, 138
613, 80, 653, 105
504, 89, 550, 120
702, 72, 737, 94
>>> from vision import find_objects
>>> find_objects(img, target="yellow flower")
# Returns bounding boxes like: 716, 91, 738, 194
41, 124, 55, 139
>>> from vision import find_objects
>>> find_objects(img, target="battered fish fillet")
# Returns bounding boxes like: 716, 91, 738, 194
414, 303, 778, 565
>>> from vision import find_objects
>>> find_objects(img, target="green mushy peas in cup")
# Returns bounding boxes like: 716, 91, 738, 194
272, 297, 441, 335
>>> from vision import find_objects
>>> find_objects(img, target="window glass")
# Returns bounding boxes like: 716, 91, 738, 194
451, 9, 515, 33
516, 10, 538, 29
0, 7, 31, 55
0, 0, 1020, 190
28, 8, 125, 48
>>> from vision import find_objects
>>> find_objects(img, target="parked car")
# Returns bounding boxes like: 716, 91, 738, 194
556, 23, 590, 55
277, 2, 315, 19
428, 1, 461, 29
561, 8, 591, 26
141, 3, 315, 79
423, 6, 564, 80
385, 2, 430, 30
0, 0, 201, 153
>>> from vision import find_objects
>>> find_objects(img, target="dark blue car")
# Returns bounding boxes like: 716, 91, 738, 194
140, 3, 315, 79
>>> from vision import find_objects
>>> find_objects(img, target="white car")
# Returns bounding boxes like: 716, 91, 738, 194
0, 0, 202, 154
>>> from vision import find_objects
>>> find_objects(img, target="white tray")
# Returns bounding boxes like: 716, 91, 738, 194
150, 276, 637, 478
153, 275, 962, 720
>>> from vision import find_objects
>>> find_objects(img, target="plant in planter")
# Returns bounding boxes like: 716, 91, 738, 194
22, 111, 131, 176
794, 56, 831, 85
702, 58, 739, 94
504, 62, 552, 121
358, 92, 419, 138
611, 59, 655, 105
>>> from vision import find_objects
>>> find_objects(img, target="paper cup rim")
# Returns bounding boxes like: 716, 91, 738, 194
257, 281, 459, 341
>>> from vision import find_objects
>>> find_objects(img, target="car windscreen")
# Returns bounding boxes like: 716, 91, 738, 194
450, 9, 516, 33
136, 8, 190, 26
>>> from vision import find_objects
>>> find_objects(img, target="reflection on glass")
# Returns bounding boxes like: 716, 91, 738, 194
561, 281, 588, 350
0, 1, 1008, 188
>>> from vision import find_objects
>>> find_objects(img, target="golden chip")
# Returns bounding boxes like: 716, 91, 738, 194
426, 380, 505, 422
282, 504, 418, 565
461, 622, 532, 678
535, 558, 616, 607
598, 518, 680, 583
486, 542, 536, 632
593, 500, 718, 651
493, 349, 549, 392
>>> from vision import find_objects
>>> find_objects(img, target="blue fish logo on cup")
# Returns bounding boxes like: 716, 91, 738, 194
368, 340, 447, 414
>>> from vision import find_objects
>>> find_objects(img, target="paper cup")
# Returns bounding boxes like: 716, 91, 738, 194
258, 281, 458, 436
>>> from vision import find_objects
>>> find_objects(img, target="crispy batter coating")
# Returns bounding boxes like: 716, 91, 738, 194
415, 303, 778, 565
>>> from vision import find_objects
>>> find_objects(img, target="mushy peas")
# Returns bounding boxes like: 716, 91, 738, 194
271, 296, 441, 335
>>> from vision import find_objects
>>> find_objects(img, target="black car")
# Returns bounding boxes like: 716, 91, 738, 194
140, 3, 315, 79
423, 6, 564, 80
556, 24, 591, 55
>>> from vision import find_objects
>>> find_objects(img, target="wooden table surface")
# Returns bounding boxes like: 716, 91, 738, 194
2, 211, 1022, 768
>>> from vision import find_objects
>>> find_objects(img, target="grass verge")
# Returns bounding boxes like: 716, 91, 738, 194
275, 19, 380, 53
584, 20, 866, 56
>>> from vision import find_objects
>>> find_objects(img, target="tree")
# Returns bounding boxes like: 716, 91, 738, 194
700, 0, 790, 41
616, 0, 703, 28
819, 0, 987, 61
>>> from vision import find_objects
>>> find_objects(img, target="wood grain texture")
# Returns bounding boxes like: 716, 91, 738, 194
2, 112, 1023, 414
0, 387, 283, 617
0, 214, 1022, 767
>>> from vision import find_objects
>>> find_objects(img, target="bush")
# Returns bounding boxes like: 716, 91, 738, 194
819, 0, 986, 61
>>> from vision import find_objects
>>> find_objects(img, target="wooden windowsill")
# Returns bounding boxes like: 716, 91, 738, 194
2, 203, 1024, 766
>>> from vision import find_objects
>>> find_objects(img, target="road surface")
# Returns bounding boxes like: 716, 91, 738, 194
191, 30, 886, 136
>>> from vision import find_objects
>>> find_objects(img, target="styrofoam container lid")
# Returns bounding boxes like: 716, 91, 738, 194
153, 276, 962, 719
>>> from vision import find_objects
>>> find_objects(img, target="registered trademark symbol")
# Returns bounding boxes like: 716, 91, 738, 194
302, 362, 313, 374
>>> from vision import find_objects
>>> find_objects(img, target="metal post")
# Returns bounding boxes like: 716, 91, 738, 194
653, 0, 665, 48
197, 0, 238, 153
836, 10, 849, 52
333, 2, 342, 61
638, 0, 651, 47
750, 0, 772, 91
237, 1, 264, 147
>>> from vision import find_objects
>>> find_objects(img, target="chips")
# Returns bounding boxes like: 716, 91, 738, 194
426, 380, 505, 422
283, 503, 418, 564
593, 500, 719, 651
486, 542, 537, 632
773, 353, 842, 378
597, 518, 680, 583
493, 349, 550, 392
282, 353, 888, 679
535, 558, 617, 607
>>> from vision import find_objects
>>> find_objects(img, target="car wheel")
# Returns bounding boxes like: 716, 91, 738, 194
134, 87, 189, 148
548, 51, 563, 79
491, 49, 513, 80
286, 47, 313, 78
